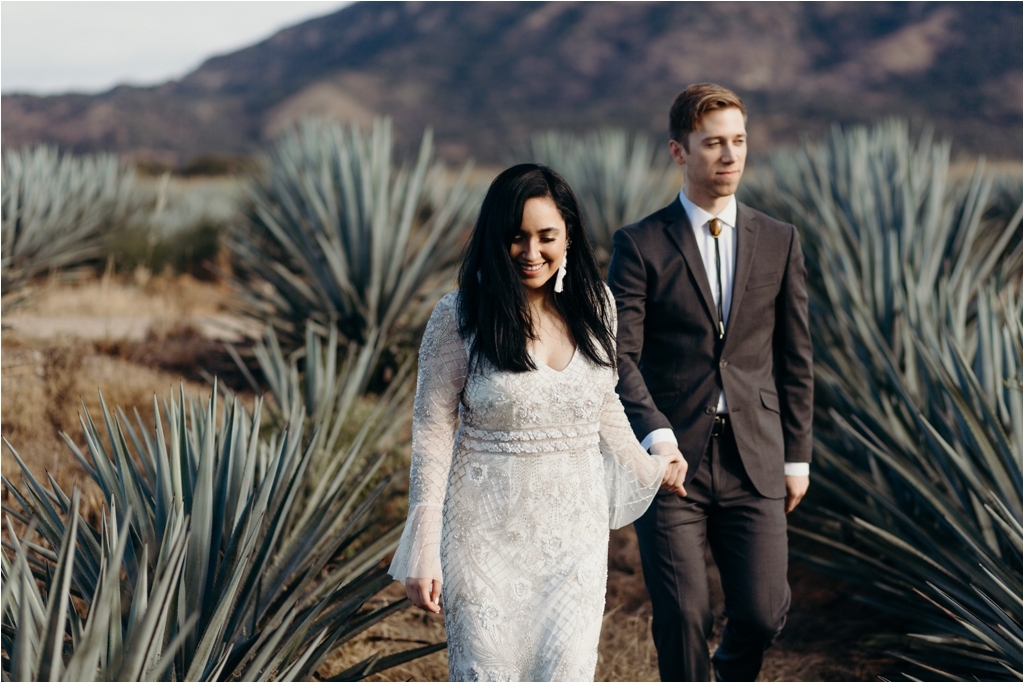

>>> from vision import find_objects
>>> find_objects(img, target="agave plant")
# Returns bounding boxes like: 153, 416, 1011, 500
2, 491, 194, 681
522, 129, 680, 264
228, 319, 418, 507
2, 357, 435, 681
228, 117, 481, 387
1, 146, 139, 311
743, 120, 1022, 679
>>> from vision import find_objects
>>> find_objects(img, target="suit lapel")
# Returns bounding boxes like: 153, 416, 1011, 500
724, 203, 760, 343
662, 199, 720, 330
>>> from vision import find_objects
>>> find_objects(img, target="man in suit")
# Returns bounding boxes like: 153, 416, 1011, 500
607, 83, 813, 681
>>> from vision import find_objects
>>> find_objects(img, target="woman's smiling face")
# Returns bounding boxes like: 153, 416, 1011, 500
508, 195, 567, 291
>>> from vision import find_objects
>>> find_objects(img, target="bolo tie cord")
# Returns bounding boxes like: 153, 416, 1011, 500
710, 218, 725, 339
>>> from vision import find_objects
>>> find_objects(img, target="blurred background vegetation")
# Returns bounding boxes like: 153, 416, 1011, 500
1, 2, 1021, 680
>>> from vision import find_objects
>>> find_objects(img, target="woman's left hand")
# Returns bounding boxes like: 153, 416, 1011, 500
652, 443, 687, 497
406, 577, 443, 613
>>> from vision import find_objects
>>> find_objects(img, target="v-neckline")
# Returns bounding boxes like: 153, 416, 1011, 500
531, 345, 578, 374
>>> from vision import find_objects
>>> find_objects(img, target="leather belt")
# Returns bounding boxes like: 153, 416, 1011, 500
710, 414, 731, 437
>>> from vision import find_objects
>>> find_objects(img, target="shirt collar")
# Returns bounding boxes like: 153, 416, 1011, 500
678, 188, 737, 232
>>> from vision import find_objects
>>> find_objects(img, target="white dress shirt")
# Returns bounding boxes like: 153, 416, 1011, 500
640, 188, 809, 478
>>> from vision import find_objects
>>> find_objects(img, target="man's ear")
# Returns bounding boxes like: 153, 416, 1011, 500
669, 139, 687, 167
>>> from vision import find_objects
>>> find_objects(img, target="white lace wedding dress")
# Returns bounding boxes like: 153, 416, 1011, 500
389, 291, 666, 681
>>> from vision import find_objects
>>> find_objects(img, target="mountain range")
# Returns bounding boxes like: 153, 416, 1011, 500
2, 1, 1021, 166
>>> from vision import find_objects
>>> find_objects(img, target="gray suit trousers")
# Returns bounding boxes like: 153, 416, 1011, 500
634, 423, 790, 682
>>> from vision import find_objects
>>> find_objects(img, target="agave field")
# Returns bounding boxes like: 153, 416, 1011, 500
3, 384, 434, 680
1, 120, 472, 681
2, 117, 1022, 681
1, 147, 141, 313
742, 120, 1023, 680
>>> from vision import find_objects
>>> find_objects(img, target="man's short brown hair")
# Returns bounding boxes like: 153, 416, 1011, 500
670, 83, 747, 151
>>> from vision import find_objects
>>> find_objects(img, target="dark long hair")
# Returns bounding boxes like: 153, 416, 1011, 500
458, 164, 616, 373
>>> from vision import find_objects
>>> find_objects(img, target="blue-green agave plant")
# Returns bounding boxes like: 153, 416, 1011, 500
2, 360, 438, 681
743, 119, 1022, 680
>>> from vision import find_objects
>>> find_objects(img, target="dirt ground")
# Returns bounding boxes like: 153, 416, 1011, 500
1, 275, 897, 681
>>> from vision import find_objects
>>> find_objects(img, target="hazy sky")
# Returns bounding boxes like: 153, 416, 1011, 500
1, 1, 350, 95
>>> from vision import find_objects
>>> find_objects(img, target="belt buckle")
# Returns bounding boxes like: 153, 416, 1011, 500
711, 414, 727, 437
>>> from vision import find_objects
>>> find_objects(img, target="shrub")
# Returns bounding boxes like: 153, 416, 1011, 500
180, 153, 257, 178
103, 175, 246, 279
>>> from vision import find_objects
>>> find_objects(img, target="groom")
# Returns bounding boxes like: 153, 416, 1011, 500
607, 83, 813, 681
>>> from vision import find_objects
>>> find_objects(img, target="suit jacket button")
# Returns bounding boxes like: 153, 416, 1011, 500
705, 406, 715, 415
720, 360, 729, 367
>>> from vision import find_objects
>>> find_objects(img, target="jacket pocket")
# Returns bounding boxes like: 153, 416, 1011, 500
746, 275, 779, 290
760, 388, 780, 413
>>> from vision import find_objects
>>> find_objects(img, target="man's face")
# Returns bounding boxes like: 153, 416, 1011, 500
669, 107, 747, 203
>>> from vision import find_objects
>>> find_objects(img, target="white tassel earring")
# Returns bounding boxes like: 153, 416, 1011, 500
554, 247, 568, 293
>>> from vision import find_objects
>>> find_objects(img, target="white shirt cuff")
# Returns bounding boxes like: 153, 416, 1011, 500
784, 462, 810, 477
642, 429, 809, 476
641, 428, 678, 452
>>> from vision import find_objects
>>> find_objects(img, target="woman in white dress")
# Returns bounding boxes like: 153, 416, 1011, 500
388, 164, 686, 681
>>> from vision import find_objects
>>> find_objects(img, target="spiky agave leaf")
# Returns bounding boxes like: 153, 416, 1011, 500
1, 146, 139, 312
744, 119, 1022, 679
227, 318, 417, 532
3, 374, 430, 681
792, 308, 1023, 678
0, 491, 193, 682
241, 321, 414, 450
227, 117, 481, 388
522, 129, 681, 264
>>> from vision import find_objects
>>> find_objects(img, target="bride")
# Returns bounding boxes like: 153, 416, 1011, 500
388, 164, 686, 681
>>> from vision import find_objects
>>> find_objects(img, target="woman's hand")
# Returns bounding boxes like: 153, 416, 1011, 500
650, 442, 687, 497
406, 577, 442, 613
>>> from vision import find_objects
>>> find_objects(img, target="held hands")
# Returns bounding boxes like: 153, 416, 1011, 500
406, 577, 442, 613
649, 442, 687, 497
785, 475, 809, 514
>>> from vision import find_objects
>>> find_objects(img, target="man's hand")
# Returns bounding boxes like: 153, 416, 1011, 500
785, 475, 809, 514
405, 578, 442, 613
650, 442, 687, 497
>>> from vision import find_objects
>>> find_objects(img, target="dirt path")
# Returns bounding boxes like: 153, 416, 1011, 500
3, 313, 259, 343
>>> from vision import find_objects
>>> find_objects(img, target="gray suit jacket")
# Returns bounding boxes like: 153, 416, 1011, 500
607, 198, 813, 499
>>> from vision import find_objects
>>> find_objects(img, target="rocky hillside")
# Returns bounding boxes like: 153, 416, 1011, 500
3, 1, 1020, 165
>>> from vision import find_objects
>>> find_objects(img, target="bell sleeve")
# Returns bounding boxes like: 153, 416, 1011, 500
598, 284, 667, 528
388, 292, 468, 584
600, 387, 668, 529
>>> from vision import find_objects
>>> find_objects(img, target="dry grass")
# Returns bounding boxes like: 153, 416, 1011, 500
2, 275, 898, 682
1, 331, 216, 516
1, 273, 246, 521
318, 582, 451, 682
18, 268, 226, 319
2, 269, 259, 345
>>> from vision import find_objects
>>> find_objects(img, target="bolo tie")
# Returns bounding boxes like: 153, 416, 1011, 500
709, 218, 725, 339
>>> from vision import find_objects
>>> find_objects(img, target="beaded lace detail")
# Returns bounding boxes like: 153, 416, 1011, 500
389, 290, 666, 682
